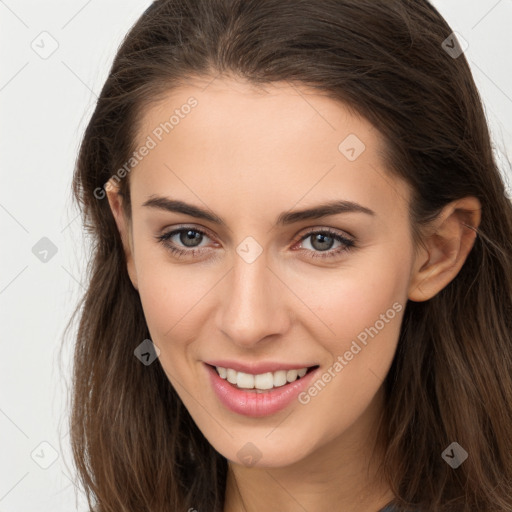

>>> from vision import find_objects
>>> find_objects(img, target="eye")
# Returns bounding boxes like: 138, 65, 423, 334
155, 226, 214, 258
155, 225, 356, 260
294, 228, 355, 259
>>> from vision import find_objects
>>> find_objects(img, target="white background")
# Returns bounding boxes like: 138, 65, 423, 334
1, 1, 511, 511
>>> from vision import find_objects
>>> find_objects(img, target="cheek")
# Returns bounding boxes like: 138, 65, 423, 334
136, 270, 209, 388
131, 240, 190, 343
137, 269, 211, 344
133, 246, 222, 376
288, 257, 408, 441
291, 248, 410, 346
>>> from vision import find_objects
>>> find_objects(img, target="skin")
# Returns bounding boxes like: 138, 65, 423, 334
107, 76, 481, 512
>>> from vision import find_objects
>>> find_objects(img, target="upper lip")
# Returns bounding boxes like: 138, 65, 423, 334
204, 360, 318, 374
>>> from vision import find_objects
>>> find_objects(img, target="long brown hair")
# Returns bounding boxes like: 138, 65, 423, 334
67, 1, 512, 510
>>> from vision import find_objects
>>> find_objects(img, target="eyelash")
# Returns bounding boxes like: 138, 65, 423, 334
155, 226, 356, 260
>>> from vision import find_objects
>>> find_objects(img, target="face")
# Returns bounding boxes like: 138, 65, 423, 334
109, 77, 418, 468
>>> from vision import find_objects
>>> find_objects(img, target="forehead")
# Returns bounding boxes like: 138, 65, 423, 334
135, 76, 376, 148
129, 76, 410, 220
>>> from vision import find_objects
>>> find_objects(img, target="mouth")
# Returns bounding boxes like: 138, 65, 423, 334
204, 362, 321, 417
205, 363, 319, 393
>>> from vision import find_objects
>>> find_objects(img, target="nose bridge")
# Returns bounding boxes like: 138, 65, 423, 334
216, 247, 289, 346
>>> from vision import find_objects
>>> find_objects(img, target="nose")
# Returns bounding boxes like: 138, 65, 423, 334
215, 250, 291, 348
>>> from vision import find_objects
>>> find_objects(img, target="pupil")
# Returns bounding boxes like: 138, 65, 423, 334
312, 233, 333, 251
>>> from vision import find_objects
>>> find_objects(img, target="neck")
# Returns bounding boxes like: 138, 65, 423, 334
223, 387, 394, 512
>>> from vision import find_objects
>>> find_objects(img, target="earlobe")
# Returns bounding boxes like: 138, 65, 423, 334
105, 181, 139, 291
408, 196, 481, 302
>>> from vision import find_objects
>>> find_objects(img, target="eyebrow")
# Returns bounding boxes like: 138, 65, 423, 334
142, 195, 375, 226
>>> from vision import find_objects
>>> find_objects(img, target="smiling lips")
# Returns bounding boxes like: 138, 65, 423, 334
205, 361, 319, 417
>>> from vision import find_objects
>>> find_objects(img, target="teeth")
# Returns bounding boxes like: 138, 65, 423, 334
273, 370, 287, 387
237, 372, 254, 389
254, 372, 273, 390
215, 366, 310, 390
286, 369, 297, 382
226, 368, 237, 384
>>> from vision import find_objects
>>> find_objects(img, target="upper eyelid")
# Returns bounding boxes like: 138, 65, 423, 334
161, 224, 215, 240
300, 226, 354, 240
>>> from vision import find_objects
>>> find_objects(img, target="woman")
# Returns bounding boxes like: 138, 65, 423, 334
68, 1, 512, 510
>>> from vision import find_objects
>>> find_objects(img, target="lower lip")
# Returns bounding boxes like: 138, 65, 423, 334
205, 364, 319, 417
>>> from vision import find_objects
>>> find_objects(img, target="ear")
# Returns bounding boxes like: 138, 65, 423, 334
408, 196, 481, 302
105, 180, 139, 291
